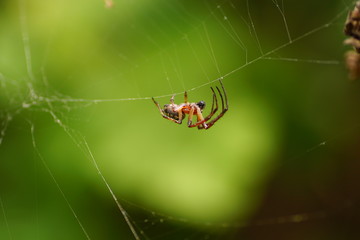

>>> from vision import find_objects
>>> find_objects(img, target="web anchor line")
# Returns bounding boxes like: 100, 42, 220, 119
43, 26, 345, 104
47, 108, 143, 240
83, 139, 142, 240
31, 4, 347, 105
30, 123, 91, 240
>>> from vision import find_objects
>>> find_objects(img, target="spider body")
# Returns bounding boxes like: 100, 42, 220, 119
163, 104, 184, 120
152, 80, 228, 130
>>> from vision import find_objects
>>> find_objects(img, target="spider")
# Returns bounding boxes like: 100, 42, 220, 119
152, 79, 228, 130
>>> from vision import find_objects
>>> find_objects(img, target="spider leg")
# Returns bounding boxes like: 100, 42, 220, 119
200, 79, 228, 130
188, 106, 207, 128
202, 87, 219, 120
152, 97, 182, 124
184, 91, 188, 104
187, 106, 195, 126
219, 79, 229, 109
197, 87, 219, 129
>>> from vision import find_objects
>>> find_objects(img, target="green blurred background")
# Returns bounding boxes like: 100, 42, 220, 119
1, 0, 360, 239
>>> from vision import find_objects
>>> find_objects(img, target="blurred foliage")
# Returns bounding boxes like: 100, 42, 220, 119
1, 0, 360, 239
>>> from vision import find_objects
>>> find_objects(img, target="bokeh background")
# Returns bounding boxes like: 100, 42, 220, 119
1, 0, 360, 239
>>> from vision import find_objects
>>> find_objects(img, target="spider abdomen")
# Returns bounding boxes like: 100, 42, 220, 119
164, 106, 182, 120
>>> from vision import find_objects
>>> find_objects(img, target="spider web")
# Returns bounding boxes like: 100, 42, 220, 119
1, 0, 360, 239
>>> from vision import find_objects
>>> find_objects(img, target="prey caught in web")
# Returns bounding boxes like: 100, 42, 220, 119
344, 1, 360, 80
152, 79, 228, 130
